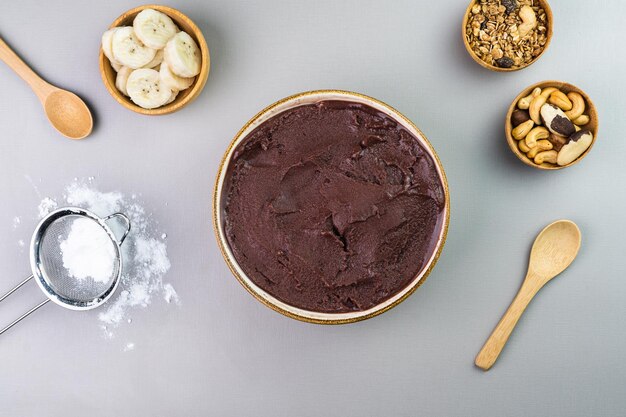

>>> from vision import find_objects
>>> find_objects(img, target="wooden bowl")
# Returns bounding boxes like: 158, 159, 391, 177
505, 80, 599, 170
213, 90, 450, 324
99, 5, 210, 115
462, 0, 553, 72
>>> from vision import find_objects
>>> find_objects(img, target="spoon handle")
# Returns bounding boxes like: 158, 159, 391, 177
475, 276, 543, 371
0, 37, 51, 100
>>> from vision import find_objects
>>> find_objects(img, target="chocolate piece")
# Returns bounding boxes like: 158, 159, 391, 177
511, 109, 530, 127
495, 57, 514, 68
222, 101, 446, 313
547, 132, 567, 152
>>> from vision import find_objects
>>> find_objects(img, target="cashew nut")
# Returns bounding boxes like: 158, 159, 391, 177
565, 92, 585, 120
573, 114, 590, 126
518, 139, 531, 153
534, 150, 558, 165
549, 91, 573, 111
512, 119, 534, 140
529, 95, 547, 125
524, 126, 549, 148
518, 87, 541, 110
540, 87, 559, 98
527, 140, 554, 159
518, 6, 537, 38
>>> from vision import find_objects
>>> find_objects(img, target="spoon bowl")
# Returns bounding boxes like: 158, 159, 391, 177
529, 220, 581, 281
44, 90, 93, 140
475, 220, 581, 371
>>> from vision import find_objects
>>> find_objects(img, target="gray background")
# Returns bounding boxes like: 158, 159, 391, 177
0, 0, 624, 415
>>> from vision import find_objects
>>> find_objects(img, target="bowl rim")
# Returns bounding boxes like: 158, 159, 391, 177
99, 4, 210, 115
461, 0, 554, 72
212, 90, 451, 324
505, 80, 599, 170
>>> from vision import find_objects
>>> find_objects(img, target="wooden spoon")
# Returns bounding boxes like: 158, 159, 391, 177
475, 220, 581, 371
0, 37, 92, 139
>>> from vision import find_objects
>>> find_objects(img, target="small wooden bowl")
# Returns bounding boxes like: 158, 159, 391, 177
213, 90, 450, 325
462, 0, 553, 72
99, 5, 210, 115
505, 80, 599, 170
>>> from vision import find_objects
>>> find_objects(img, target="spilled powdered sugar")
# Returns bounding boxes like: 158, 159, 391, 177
34, 179, 178, 344
38, 198, 58, 219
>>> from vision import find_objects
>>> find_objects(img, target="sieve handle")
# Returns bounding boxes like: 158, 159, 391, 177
0, 299, 50, 336
0, 275, 33, 303
0, 275, 50, 336
104, 213, 131, 246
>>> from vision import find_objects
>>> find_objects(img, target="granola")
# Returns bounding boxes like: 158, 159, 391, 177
465, 0, 548, 69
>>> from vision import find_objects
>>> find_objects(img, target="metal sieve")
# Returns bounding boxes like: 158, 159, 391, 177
0, 207, 131, 336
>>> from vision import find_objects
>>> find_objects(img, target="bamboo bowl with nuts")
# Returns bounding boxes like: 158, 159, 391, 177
505, 80, 599, 170
99, 4, 210, 115
462, 0, 553, 72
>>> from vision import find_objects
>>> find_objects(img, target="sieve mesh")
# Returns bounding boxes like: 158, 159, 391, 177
37, 215, 120, 304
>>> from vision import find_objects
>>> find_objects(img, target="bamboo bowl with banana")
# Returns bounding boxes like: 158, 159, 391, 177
506, 81, 598, 170
99, 5, 210, 115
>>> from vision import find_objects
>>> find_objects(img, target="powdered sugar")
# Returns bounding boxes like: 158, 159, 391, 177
60, 217, 117, 283
163, 283, 180, 304
38, 197, 58, 218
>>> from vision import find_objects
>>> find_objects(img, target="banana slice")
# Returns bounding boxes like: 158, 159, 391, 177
126, 68, 172, 109
143, 49, 164, 69
133, 8, 178, 50
164, 89, 179, 105
164, 31, 201, 77
112, 26, 156, 69
111, 60, 122, 72
115, 66, 133, 96
160, 61, 194, 91
102, 28, 122, 67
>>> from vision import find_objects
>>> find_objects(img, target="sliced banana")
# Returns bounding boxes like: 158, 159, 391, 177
164, 89, 179, 105
111, 60, 122, 72
102, 28, 121, 67
126, 68, 172, 109
143, 49, 164, 69
164, 31, 201, 77
111, 26, 156, 69
115, 66, 133, 96
160, 61, 194, 91
133, 8, 178, 49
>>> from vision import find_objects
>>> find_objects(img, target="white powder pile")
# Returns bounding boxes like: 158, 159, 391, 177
38, 198, 58, 219
163, 283, 180, 304
36, 179, 178, 342
60, 218, 116, 283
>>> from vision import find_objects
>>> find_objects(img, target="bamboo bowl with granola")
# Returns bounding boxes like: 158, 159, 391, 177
462, 0, 553, 72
